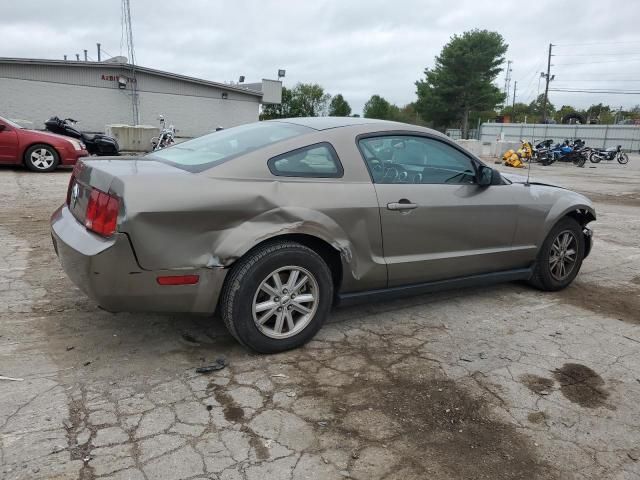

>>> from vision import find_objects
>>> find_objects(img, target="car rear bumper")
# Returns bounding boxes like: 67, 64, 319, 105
50, 205, 226, 313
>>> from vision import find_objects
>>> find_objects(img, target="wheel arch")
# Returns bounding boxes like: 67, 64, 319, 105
22, 142, 61, 165
546, 206, 596, 259
230, 233, 344, 298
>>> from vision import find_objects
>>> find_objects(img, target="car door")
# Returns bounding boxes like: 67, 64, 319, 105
0, 120, 19, 163
358, 134, 521, 287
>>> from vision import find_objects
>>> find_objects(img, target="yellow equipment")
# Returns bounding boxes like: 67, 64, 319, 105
502, 139, 531, 168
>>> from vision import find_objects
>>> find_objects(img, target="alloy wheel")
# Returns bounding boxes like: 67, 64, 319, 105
30, 148, 55, 169
252, 266, 319, 339
549, 230, 578, 281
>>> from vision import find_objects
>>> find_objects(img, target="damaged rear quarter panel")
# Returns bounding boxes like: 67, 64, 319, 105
118, 127, 388, 293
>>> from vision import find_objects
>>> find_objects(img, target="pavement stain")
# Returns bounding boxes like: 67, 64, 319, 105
519, 374, 555, 395
213, 387, 245, 423
553, 363, 610, 409
559, 282, 640, 325
527, 411, 548, 424
302, 354, 556, 480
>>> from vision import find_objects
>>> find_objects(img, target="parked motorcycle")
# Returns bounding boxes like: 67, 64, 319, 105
151, 115, 176, 151
533, 139, 555, 165
551, 139, 588, 167
589, 145, 629, 164
44, 117, 119, 156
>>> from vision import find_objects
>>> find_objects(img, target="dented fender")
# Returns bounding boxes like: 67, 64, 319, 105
116, 172, 387, 293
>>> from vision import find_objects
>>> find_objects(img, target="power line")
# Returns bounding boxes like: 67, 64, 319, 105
550, 88, 640, 95
552, 79, 640, 82
555, 58, 640, 66
554, 40, 640, 47
553, 52, 640, 57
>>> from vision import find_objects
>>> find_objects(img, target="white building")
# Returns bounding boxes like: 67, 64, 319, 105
0, 57, 282, 137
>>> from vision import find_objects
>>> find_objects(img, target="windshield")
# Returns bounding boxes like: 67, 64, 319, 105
0, 116, 24, 129
148, 121, 313, 172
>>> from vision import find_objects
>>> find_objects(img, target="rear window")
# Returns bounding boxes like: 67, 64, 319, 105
148, 122, 312, 172
268, 143, 343, 178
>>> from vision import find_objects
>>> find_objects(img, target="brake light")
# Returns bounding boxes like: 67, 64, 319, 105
85, 188, 120, 237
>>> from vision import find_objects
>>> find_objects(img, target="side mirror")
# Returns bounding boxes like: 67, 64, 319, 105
477, 165, 502, 186
477, 165, 493, 186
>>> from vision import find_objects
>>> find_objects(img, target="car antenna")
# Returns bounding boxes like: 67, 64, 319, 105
525, 140, 533, 187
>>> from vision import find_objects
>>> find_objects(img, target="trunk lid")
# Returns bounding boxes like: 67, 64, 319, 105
68, 157, 190, 225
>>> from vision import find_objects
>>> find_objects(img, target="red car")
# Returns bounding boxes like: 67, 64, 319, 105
0, 116, 88, 172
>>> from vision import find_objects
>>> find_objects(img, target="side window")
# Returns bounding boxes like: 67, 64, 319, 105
358, 136, 477, 185
268, 143, 343, 178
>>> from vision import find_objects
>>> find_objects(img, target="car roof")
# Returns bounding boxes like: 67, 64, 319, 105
268, 116, 406, 131
267, 117, 449, 141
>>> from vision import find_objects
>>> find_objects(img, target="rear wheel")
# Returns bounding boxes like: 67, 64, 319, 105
24, 144, 59, 172
529, 217, 585, 291
589, 152, 601, 163
618, 153, 629, 164
220, 240, 333, 353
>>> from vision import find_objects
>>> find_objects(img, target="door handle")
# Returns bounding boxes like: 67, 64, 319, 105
387, 201, 417, 211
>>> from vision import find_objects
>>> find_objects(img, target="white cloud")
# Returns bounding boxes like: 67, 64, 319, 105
1, 0, 639, 115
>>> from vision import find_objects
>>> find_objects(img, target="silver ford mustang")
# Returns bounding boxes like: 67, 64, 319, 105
51, 117, 595, 352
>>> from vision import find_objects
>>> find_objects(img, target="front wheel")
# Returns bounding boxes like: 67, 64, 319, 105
219, 241, 334, 353
618, 153, 629, 164
24, 144, 60, 172
529, 218, 585, 291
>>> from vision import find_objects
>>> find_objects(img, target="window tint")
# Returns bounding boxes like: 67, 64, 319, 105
358, 136, 477, 185
268, 143, 343, 178
148, 122, 312, 173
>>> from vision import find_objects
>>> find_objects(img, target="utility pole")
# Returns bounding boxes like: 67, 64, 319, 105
503, 60, 512, 104
541, 43, 554, 123
512, 80, 517, 109
97, 43, 101, 62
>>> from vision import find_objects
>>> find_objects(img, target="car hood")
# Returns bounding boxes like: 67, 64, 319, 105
501, 172, 566, 189
24, 129, 77, 144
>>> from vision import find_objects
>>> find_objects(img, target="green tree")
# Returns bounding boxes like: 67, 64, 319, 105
585, 103, 613, 124
529, 94, 555, 122
260, 83, 331, 119
363, 95, 393, 120
501, 102, 532, 123
415, 29, 508, 136
328, 94, 352, 116
289, 83, 331, 117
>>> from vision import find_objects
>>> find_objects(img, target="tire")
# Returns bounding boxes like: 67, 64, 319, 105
589, 152, 601, 163
24, 144, 59, 172
618, 153, 629, 164
529, 217, 585, 291
572, 155, 585, 168
219, 240, 334, 353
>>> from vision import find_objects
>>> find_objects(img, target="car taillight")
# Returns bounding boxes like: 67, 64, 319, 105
85, 188, 120, 237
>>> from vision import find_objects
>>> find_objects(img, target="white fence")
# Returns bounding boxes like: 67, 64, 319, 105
445, 128, 478, 140
480, 123, 640, 150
